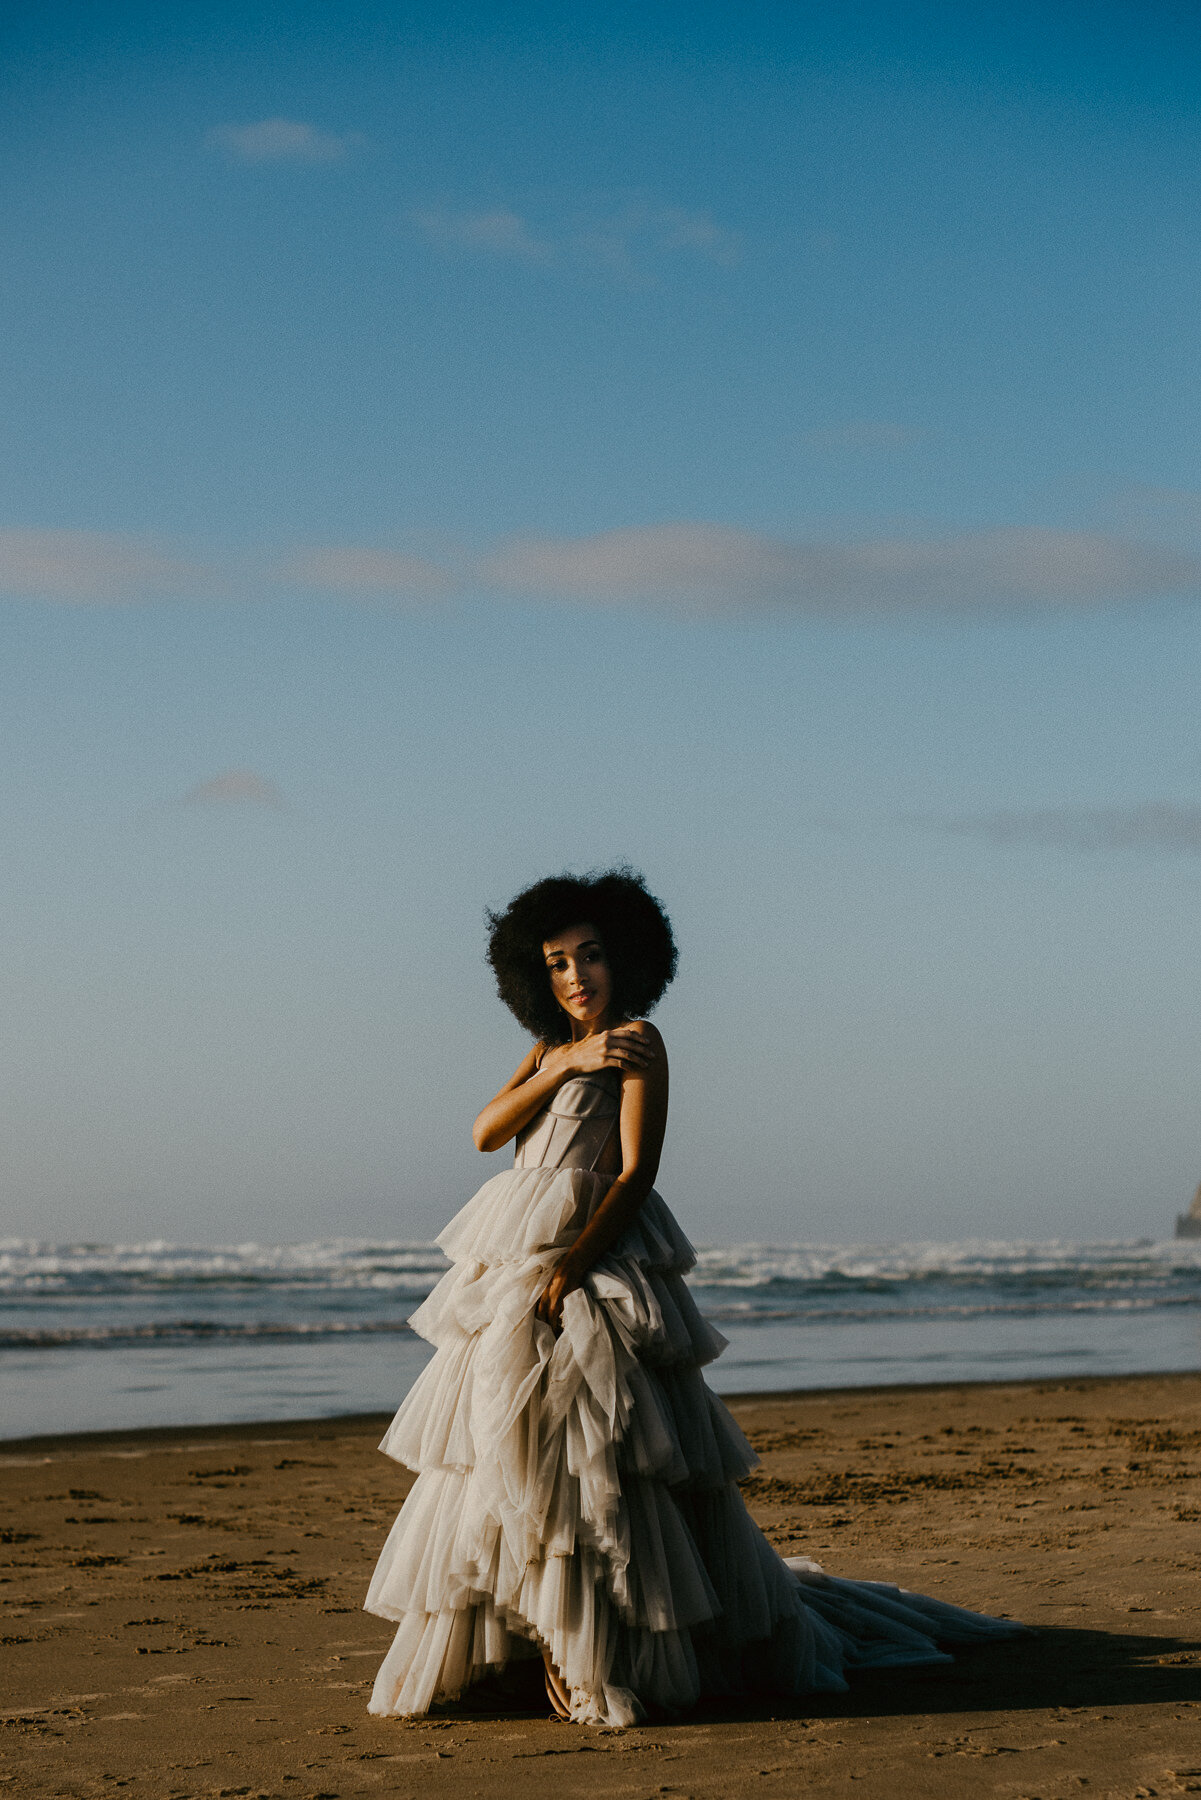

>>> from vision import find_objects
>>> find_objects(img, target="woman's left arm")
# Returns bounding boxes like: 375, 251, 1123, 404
535, 1022, 669, 1332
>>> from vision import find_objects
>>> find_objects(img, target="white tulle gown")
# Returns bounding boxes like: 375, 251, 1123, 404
365, 1069, 1022, 1725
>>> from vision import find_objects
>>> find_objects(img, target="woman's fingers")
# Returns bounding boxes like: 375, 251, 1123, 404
536, 1280, 563, 1331
602, 1033, 656, 1066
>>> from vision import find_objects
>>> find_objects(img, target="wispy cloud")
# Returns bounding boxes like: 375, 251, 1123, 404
573, 201, 741, 279
180, 770, 285, 808
7, 521, 1201, 615
480, 523, 1201, 612
283, 545, 459, 597
919, 803, 1201, 855
206, 118, 364, 164
653, 206, 741, 265
1120, 484, 1201, 532
411, 207, 551, 261
803, 420, 926, 453
410, 196, 740, 279
0, 529, 200, 603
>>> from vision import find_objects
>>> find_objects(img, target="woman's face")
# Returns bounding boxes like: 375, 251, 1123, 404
542, 922, 613, 1030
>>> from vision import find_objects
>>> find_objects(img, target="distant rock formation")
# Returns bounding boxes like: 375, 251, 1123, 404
1176, 1182, 1201, 1240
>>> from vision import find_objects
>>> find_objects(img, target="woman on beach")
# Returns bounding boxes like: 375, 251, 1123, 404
365, 868, 1021, 1724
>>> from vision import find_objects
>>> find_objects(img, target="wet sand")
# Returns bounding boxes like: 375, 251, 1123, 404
3, 1372, 1201, 1799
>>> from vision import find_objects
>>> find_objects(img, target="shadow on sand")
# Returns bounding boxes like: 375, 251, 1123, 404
442, 1628, 1201, 1724
711, 1627, 1201, 1723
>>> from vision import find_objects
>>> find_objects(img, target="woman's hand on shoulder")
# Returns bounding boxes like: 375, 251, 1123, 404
564, 1021, 662, 1077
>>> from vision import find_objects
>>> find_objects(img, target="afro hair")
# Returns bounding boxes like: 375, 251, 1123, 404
486, 866, 678, 1043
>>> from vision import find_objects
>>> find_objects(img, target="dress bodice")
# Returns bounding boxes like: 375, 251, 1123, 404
514, 1068, 621, 1173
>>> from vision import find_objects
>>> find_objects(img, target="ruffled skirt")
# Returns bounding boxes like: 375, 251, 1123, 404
364, 1166, 1022, 1725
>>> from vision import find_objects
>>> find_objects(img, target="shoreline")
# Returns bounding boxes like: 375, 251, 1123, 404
5, 1364, 1201, 1457
4, 1370, 1201, 1797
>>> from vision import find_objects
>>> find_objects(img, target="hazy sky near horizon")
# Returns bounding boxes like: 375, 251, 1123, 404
3, 0, 1201, 1246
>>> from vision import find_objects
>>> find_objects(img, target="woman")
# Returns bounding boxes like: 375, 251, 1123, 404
365, 868, 1021, 1725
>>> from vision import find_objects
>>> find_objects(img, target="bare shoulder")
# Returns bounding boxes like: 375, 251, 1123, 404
625, 1019, 667, 1072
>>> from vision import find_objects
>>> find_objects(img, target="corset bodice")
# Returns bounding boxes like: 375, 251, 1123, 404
514, 1068, 621, 1173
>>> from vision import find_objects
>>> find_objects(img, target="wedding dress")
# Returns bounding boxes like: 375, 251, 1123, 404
365, 1069, 1021, 1724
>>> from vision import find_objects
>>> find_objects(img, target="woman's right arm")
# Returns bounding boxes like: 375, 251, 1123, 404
471, 1028, 658, 1152
471, 1045, 564, 1152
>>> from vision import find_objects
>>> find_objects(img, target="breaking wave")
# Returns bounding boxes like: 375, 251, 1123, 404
3, 1235, 1200, 1352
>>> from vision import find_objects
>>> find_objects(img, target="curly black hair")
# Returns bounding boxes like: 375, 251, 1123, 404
486, 866, 678, 1043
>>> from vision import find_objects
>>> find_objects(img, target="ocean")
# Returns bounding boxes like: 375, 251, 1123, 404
3, 1236, 1199, 1441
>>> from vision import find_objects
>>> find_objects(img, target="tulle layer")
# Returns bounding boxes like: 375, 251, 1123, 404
435, 1165, 699, 1279
365, 1165, 1023, 1723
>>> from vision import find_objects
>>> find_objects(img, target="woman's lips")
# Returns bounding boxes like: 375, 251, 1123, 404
570, 991, 593, 1005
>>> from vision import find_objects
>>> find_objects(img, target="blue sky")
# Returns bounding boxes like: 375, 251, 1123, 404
2, 1, 1200, 1245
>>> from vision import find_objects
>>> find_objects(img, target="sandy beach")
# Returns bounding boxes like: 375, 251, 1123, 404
3, 1371, 1200, 1799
